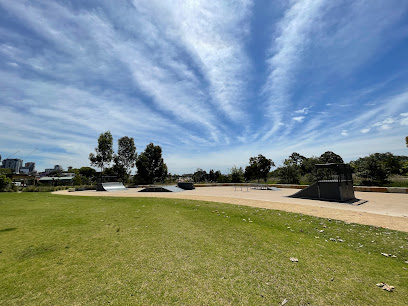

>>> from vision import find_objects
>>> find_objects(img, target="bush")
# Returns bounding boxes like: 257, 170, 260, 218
0, 175, 12, 191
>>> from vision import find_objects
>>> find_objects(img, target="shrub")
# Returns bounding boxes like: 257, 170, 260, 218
0, 175, 12, 191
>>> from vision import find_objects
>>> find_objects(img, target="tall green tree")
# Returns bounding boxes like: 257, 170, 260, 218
245, 154, 274, 183
135, 143, 167, 184
319, 151, 344, 164
193, 168, 207, 183
284, 152, 306, 167
89, 131, 114, 175
278, 152, 306, 183
230, 165, 244, 183
114, 136, 137, 182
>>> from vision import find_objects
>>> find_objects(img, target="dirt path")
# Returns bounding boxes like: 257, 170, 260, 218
53, 187, 408, 232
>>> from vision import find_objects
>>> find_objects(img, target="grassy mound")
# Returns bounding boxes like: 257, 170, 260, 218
0, 193, 407, 304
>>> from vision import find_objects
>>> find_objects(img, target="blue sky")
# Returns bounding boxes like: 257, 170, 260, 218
1, 0, 408, 174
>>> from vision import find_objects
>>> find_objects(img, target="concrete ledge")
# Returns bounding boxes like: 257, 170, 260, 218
386, 187, 408, 193
354, 186, 388, 193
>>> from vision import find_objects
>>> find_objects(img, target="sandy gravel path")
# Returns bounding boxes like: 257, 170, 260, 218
53, 187, 408, 232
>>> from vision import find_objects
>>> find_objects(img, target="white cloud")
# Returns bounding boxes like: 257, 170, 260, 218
261, 0, 325, 139
294, 107, 310, 114
292, 116, 305, 123
361, 128, 370, 134
379, 125, 391, 130
138, 0, 254, 122
400, 112, 408, 126
341, 130, 348, 136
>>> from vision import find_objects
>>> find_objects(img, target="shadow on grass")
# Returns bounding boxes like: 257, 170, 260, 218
0, 227, 17, 233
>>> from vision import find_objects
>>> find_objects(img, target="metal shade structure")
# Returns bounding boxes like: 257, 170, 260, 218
290, 163, 356, 202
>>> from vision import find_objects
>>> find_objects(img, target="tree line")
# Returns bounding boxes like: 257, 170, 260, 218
190, 151, 408, 187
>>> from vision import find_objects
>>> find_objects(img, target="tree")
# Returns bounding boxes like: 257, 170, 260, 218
279, 152, 306, 183
217, 174, 230, 183
89, 131, 114, 175
369, 152, 407, 175
0, 168, 12, 175
193, 168, 207, 183
401, 161, 408, 176
300, 156, 321, 184
406, 136, 408, 148
135, 143, 167, 184
319, 151, 344, 164
79, 167, 97, 178
284, 152, 306, 167
114, 136, 137, 182
276, 165, 300, 184
353, 154, 389, 186
230, 165, 244, 183
208, 170, 222, 182
245, 154, 274, 183
0, 175, 12, 191
208, 169, 216, 182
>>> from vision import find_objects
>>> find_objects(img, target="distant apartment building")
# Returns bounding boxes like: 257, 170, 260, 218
1, 158, 23, 173
20, 162, 36, 174
44, 165, 63, 174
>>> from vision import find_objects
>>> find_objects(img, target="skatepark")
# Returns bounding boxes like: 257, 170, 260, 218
54, 186, 408, 232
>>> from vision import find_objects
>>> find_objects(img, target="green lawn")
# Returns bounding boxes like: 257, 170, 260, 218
0, 193, 407, 305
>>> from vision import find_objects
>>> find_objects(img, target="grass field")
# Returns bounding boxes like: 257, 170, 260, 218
0, 193, 407, 305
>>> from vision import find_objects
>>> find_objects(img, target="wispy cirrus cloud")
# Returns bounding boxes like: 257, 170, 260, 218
261, 0, 325, 138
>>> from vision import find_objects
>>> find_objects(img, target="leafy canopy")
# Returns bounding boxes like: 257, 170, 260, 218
135, 143, 167, 184
245, 154, 274, 183
114, 136, 137, 182
89, 131, 114, 172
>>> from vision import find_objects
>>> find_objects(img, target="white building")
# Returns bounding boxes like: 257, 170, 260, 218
20, 162, 35, 174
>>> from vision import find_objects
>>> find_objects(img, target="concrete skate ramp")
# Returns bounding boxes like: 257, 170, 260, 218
139, 186, 184, 192
96, 182, 127, 192
289, 182, 319, 199
290, 181, 356, 202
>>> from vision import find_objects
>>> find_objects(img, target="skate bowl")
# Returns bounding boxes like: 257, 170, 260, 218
96, 182, 127, 192
139, 186, 185, 192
